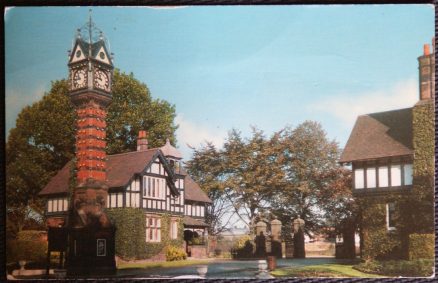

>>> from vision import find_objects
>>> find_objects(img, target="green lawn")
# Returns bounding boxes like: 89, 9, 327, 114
117, 259, 211, 270
271, 263, 386, 278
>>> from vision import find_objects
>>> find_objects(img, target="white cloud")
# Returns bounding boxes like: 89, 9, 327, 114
175, 114, 226, 160
311, 79, 418, 129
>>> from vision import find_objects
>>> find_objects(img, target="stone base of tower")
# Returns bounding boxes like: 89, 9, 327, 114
66, 226, 116, 277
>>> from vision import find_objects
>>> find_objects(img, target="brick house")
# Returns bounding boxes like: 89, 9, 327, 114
340, 42, 434, 259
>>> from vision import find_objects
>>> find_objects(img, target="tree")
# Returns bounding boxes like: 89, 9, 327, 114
106, 70, 177, 154
272, 121, 346, 235
222, 128, 285, 232
6, 70, 177, 237
186, 122, 354, 239
185, 142, 236, 236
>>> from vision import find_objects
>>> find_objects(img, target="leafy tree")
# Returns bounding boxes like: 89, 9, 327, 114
186, 122, 353, 239
6, 70, 177, 237
106, 70, 177, 154
272, 121, 345, 235
222, 128, 285, 232
185, 142, 236, 236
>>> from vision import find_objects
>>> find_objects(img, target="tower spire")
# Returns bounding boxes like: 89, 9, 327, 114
88, 9, 93, 45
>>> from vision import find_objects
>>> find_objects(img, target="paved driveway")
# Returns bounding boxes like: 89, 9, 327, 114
117, 257, 358, 279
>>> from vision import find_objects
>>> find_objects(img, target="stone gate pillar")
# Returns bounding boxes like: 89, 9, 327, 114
270, 216, 282, 258
255, 221, 267, 257
293, 218, 305, 258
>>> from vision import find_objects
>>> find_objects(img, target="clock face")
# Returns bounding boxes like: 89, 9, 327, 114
73, 69, 87, 89
94, 69, 110, 91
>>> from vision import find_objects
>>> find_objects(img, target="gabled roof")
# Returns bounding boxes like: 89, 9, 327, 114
160, 139, 183, 159
184, 174, 212, 204
340, 107, 413, 163
40, 149, 162, 196
69, 38, 113, 66
38, 148, 212, 204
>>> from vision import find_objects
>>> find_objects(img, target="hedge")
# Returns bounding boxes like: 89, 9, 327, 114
17, 230, 46, 242
7, 240, 47, 263
354, 259, 434, 277
107, 208, 184, 260
409, 233, 434, 260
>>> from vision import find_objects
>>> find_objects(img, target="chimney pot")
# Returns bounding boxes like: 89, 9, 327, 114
424, 44, 430, 55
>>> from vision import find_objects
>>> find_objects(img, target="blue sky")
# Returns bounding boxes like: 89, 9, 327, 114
5, 5, 434, 160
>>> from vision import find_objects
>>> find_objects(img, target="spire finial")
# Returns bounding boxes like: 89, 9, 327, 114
88, 9, 93, 45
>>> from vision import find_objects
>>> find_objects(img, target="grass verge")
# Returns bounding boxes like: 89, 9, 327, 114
271, 263, 386, 278
118, 259, 211, 270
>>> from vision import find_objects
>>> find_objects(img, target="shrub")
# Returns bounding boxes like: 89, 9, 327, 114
354, 259, 434, 277
409, 233, 434, 260
165, 245, 187, 261
17, 230, 47, 242
231, 235, 254, 259
7, 240, 47, 264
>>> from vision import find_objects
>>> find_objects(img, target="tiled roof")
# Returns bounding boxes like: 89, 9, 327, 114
340, 108, 413, 163
183, 216, 209, 227
39, 149, 212, 204
160, 139, 182, 159
39, 149, 158, 196
182, 172, 212, 204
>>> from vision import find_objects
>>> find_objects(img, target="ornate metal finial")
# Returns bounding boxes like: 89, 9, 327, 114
88, 9, 93, 46
74, 10, 112, 55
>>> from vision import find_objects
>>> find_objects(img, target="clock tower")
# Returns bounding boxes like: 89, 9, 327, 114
68, 14, 113, 225
66, 12, 116, 276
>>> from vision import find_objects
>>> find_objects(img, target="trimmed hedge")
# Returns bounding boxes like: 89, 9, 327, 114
7, 240, 47, 263
409, 233, 434, 260
354, 259, 434, 277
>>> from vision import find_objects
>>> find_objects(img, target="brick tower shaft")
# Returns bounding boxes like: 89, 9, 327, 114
75, 103, 107, 183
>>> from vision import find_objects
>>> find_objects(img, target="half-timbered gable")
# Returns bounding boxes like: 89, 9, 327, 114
340, 108, 414, 196
340, 42, 434, 260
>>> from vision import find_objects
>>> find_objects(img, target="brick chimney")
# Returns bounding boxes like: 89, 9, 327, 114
418, 40, 435, 101
137, 130, 149, 151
